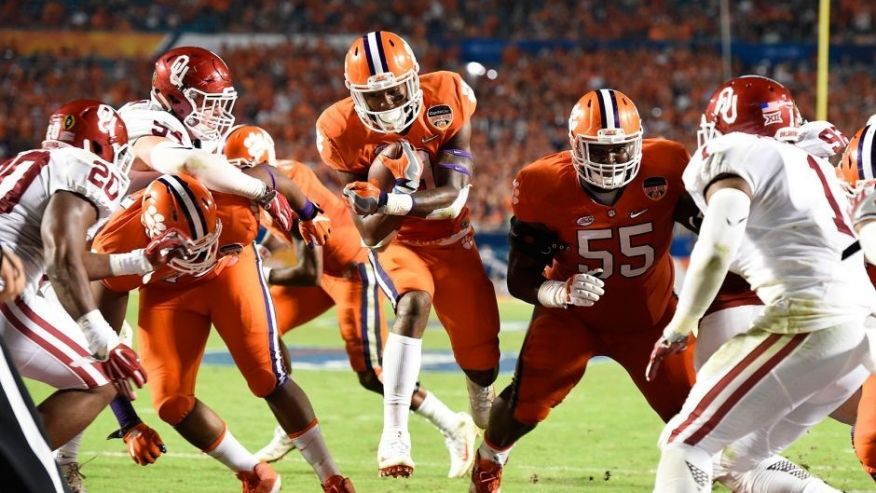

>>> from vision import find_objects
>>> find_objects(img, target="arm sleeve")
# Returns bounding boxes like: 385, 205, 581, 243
149, 141, 266, 199
675, 187, 751, 321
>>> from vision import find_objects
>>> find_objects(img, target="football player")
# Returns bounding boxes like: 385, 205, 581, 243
470, 89, 698, 492
0, 100, 190, 492
318, 31, 501, 476
91, 172, 350, 493
835, 121, 876, 483
648, 76, 873, 492
223, 125, 478, 478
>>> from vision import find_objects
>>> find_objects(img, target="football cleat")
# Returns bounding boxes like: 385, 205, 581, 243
321, 474, 357, 492
255, 425, 296, 463
236, 462, 281, 493
444, 412, 479, 478
466, 379, 496, 429
470, 454, 503, 493
59, 461, 87, 493
377, 430, 415, 478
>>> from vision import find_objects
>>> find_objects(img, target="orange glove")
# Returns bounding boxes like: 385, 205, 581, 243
299, 211, 332, 247
343, 181, 386, 216
121, 423, 166, 466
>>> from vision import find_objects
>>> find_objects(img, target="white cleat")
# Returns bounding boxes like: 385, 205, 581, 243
444, 412, 479, 478
255, 425, 296, 463
466, 379, 496, 429
377, 429, 415, 478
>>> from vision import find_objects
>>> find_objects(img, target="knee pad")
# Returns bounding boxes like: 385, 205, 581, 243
156, 395, 196, 426
246, 367, 282, 398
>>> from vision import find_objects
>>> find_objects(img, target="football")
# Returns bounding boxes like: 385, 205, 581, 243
364, 142, 406, 245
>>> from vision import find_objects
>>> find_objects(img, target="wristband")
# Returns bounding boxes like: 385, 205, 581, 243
381, 193, 414, 216
109, 249, 153, 276
77, 309, 119, 358
297, 200, 317, 221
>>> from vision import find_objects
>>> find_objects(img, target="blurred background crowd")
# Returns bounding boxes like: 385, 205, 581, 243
2, 0, 876, 231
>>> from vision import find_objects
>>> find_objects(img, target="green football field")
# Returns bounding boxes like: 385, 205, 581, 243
27, 296, 873, 492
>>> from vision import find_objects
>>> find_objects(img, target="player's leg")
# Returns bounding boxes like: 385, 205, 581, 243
698, 303, 837, 492
0, 291, 116, 449
715, 366, 867, 493
0, 336, 70, 493
654, 323, 869, 492
426, 238, 501, 428
368, 244, 435, 477
215, 245, 350, 490
256, 284, 334, 463
471, 307, 593, 493
854, 375, 876, 481
332, 262, 478, 478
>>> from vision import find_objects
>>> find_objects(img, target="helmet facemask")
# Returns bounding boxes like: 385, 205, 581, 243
571, 128, 643, 190
181, 86, 237, 143
348, 70, 422, 134
165, 219, 223, 276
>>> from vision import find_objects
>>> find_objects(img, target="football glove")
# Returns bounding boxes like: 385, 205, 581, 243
144, 228, 192, 269
108, 422, 167, 466
344, 181, 386, 216
102, 344, 147, 401
380, 140, 423, 194
299, 210, 332, 247
537, 269, 604, 308
645, 314, 697, 382
258, 189, 294, 232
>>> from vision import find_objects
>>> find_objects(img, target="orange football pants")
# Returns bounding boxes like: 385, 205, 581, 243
510, 297, 695, 425
137, 245, 286, 425
855, 375, 876, 478
270, 261, 388, 373
368, 237, 501, 371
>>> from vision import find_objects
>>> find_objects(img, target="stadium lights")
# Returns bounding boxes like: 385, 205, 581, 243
466, 61, 487, 77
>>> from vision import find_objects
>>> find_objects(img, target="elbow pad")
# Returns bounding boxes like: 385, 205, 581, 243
425, 185, 470, 220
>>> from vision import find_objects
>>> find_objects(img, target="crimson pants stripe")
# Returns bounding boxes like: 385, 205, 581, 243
669, 333, 797, 444
0, 304, 98, 387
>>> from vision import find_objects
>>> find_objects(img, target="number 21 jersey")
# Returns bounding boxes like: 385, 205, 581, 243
512, 138, 690, 331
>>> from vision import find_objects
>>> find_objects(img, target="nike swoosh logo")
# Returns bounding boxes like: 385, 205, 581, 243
421, 134, 439, 143
726, 216, 747, 226
630, 209, 648, 218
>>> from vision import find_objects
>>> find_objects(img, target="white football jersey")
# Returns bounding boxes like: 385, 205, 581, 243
685, 132, 876, 332
0, 147, 126, 286
118, 99, 193, 147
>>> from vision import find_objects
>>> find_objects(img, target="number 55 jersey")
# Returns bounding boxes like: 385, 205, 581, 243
512, 138, 692, 332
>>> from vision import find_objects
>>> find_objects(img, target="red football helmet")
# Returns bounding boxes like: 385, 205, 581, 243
43, 99, 132, 179
223, 124, 276, 168
568, 89, 643, 189
344, 31, 422, 133
141, 174, 222, 276
151, 46, 237, 143
698, 75, 801, 147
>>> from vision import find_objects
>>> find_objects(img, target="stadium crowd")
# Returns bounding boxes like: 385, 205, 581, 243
2, 1, 876, 229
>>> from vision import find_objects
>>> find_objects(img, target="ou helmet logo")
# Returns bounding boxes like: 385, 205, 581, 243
169, 55, 191, 88
714, 87, 738, 124
96, 104, 118, 137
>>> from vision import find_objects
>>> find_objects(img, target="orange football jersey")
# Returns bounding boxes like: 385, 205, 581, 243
94, 191, 260, 291
316, 70, 477, 243
512, 138, 690, 331
276, 160, 366, 275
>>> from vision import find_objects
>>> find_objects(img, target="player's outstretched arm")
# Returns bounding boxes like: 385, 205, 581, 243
132, 135, 268, 201
42, 192, 146, 397
647, 176, 752, 381
244, 164, 332, 244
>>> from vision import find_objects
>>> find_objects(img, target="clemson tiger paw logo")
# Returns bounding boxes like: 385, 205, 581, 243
142, 205, 168, 238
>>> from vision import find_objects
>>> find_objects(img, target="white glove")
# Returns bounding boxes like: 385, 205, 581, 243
537, 269, 604, 308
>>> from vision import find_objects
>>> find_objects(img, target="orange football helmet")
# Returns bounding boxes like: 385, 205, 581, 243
838, 122, 876, 189
141, 174, 222, 276
568, 89, 643, 189
223, 124, 276, 168
344, 31, 422, 133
